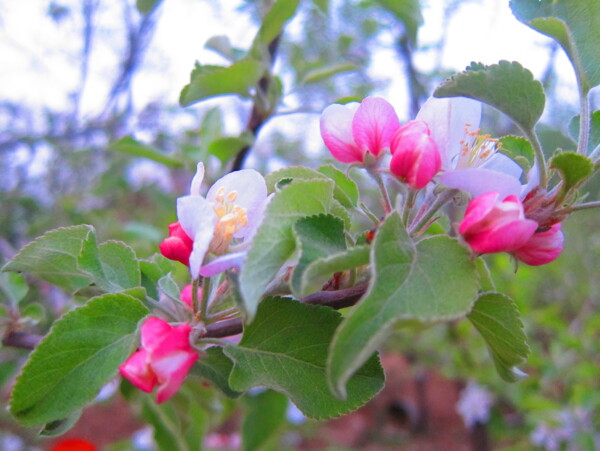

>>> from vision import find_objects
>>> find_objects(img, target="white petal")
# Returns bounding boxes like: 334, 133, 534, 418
190, 162, 205, 196
417, 97, 481, 168
177, 195, 217, 278
440, 168, 522, 198
482, 153, 523, 180
521, 163, 540, 197
199, 251, 246, 277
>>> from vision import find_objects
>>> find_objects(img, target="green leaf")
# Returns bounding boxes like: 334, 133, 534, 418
301, 245, 370, 297
192, 347, 242, 398
317, 164, 359, 207
79, 240, 141, 293
205, 35, 235, 61
140, 254, 176, 300
180, 59, 264, 107
550, 151, 594, 193
10, 293, 148, 426
434, 61, 545, 133
328, 212, 478, 398
21, 303, 46, 324
224, 297, 384, 419
267, 165, 357, 208
242, 390, 287, 451
40, 410, 82, 437
468, 292, 530, 382
302, 62, 358, 84
2, 225, 94, 292
239, 179, 335, 319
157, 274, 181, 304
498, 136, 535, 173
375, 0, 422, 45
110, 137, 183, 168
291, 215, 346, 298
569, 111, 600, 154
208, 133, 255, 164
0, 272, 28, 306
510, 0, 600, 93
252, 0, 301, 50
136, 0, 162, 15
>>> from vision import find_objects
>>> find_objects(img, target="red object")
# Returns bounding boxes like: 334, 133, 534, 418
390, 121, 441, 189
119, 317, 198, 403
159, 222, 193, 266
459, 192, 538, 254
51, 438, 96, 451
513, 223, 564, 266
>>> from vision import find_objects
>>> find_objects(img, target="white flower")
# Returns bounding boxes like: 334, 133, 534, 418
416, 97, 536, 198
177, 163, 269, 279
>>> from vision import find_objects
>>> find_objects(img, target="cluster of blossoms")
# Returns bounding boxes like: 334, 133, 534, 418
320, 95, 564, 266
120, 94, 566, 403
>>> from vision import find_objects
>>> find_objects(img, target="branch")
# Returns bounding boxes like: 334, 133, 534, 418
2, 331, 42, 350
203, 283, 368, 338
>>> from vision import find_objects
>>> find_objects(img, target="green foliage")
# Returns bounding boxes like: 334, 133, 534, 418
9, 293, 148, 426
301, 62, 358, 84
0, 272, 28, 306
79, 240, 141, 293
193, 347, 242, 398
510, 0, 600, 93
291, 214, 346, 298
110, 137, 184, 168
239, 179, 335, 319
39, 410, 83, 437
242, 390, 288, 451
327, 212, 479, 398
136, 0, 162, 15
434, 60, 545, 133
225, 297, 384, 419
301, 245, 370, 298
208, 133, 255, 164
499, 136, 535, 173
180, 59, 264, 107
569, 111, 600, 154
550, 152, 594, 193
251, 0, 301, 56
468, 292, 530, 382
2, 225, 95, 292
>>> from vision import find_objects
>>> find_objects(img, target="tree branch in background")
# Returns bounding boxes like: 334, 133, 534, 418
231, 36, 281, 171
396, 33, 426, 118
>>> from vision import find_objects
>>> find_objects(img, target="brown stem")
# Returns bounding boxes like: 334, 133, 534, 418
2, 331, 42, 350
231, 36, 281, 171
203, 283, 369, 338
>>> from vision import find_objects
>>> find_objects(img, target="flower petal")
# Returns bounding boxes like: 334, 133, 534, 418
190, 162, 205, 196
177, 195, 217, 279
416, 96, 481, 167
153, 350, 198, 403
440, 168, 523, 199
200, 251, 247, 277
320, 103, 362, 163
119, 349, 156, 393
352, 97, 400, 157
481, 153, 522, 181
467, 219, 538, 254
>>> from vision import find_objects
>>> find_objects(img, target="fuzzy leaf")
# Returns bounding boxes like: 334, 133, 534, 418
193, 347, 242, 398
550, 151, 594, 193
328, 213, 478, 398
468, 292, 530, 382
2, 225, 94, 292
10, 293, 148, 426
239, 179, 335, 319
499, 135, 535, 172
435, 60, 545, 133
225, 297, 384, 419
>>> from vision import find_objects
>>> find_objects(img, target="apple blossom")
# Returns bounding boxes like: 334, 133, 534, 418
119, 317, 198, 403
459, 192, 538, 254
513, 223, 564, 266
320, 96, 400, 164
416, 97, 525, 198
161, 163, 269, 279
389, 120, 441, 189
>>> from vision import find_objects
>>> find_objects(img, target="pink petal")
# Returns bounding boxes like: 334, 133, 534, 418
467, 219, 538, 254
352, 97, 400, 157
119, 349, 156, 393
514, 224, 564, 266
141, 317, 172, 351
459, 192, 500, 235
153, 350, 198, 403
320, 103, 363, 163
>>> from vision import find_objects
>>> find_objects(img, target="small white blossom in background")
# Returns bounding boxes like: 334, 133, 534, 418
126, 159, 173, 192
286, 401, 306, 425
132, 426, 156, 450
0, 434, 25, 451
456, 380, 494, 428
530, 408, 596, 451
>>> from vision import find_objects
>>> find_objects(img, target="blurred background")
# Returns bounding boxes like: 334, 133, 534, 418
0, 0, 598, 450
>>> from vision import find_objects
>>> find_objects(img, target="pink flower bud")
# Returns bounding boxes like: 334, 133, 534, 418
159, 222, 194, 266
180, 284, 202, 308
389, 125, 441, 189
459, 192, 538, 254
320, 97, 400, 164
513, 223, 564, 266
119, 317, 198, 403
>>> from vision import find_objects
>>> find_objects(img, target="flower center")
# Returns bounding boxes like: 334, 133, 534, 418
455, 124, 502, 169
209, 187, 248, 254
